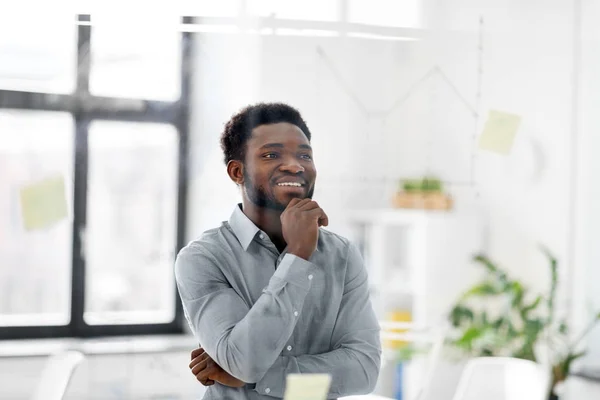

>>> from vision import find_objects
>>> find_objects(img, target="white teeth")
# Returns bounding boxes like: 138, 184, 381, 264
277, 182, 302, 187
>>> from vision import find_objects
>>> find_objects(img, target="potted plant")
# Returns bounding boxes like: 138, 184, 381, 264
447, 248, 600, 399
393, 176, 453, 210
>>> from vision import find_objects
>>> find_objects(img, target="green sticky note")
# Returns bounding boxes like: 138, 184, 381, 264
478, 110, 522, 154
284, 374, 332, 400
19, 175, 68, 231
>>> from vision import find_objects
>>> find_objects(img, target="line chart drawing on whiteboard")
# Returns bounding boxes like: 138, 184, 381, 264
315, 17, 485, 188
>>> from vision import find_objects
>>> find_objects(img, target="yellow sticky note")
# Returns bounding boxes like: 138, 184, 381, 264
284, 374, 332, 400
19, 175, 68, 231
478, 110, 522, 154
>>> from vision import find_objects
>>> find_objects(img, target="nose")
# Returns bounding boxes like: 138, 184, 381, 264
280, 157, 305, 174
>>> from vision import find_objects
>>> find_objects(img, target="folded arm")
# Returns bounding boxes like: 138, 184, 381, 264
254, 242, 382, 398
175, 245, 316, 383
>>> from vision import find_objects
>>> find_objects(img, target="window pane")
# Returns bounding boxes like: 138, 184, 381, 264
85, 121, 179, 325
90, 13, 181, 101
0, 10, 76, 93
0, 110, 74, 326
348, 0, 421, 28
247, 0, 338, 21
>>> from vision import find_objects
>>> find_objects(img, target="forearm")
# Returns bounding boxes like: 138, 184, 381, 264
255, 330, 381, 398
179, 254, 316, 383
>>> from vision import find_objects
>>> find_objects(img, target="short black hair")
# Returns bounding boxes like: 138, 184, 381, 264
220, 102, 312, 165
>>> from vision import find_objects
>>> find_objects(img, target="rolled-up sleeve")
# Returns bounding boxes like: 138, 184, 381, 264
255, 242, 382, 398
175, 245, 316, 383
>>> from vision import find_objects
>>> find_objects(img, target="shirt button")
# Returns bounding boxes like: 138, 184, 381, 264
287, 345, 292, 351
294, 311, 298, 317
265, 388, 271, 394
259, 233, 265, 239
308, 274, 313, 280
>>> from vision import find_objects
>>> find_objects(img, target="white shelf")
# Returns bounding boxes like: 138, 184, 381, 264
349, 208, 458, 225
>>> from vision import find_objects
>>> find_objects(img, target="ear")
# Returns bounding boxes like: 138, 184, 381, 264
226, 160, 244, 185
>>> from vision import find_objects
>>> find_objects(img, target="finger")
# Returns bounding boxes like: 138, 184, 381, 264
285, 197, 304, 209
189, 352, 210, 369
197, 364, 216, 383
191, 358, 209, 375
198, 374, 213, 386
318, 210, 329, 227
290, 198, 312, 209
306, 208, 326, 221
191, 347, 205, 360
298, 200, 320, 211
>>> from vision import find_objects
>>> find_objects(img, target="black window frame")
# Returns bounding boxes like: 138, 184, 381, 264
0, 14, 192, 339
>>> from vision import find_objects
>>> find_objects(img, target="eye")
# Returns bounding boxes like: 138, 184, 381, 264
300, 153, 312, 160
263, 152, 278, 159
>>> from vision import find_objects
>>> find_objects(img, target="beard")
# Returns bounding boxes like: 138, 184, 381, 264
243, 171, 314, 211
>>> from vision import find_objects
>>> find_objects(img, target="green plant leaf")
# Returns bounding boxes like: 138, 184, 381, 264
510, 281, 525, 307
402, 179, 422, 193
449, 305, 475, 327
462, 281, 502, 298
520, 295, 543, 320
559, 351, 587, 377
456, 327, 483, 349
421, 176, 443, 192
540, 245, 558, 326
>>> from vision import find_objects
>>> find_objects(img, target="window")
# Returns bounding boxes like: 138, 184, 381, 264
0, 111, 74, 327
85, 122, 179, 325
0, 11, 76, 93
90, 13, 181, 101
0, 14, 190, 339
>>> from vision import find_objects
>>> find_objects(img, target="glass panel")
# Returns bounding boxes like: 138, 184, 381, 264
348, 0, 421, 28
181, 0, 241, 17
247, 0, 338, 21
0, 9, 76, 93
0, 110, 74, 326
85, 121, 179, 325
90, 12, 181, 101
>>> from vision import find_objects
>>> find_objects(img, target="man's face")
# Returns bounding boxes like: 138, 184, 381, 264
242, 122, 316, 211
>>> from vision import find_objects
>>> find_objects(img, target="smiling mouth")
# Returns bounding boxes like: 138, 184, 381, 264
276, 182, 304, 187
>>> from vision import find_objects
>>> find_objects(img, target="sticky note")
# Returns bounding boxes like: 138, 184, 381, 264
478, 110, 522, 154
19, 175, 68, 231
284, 374, 332, 400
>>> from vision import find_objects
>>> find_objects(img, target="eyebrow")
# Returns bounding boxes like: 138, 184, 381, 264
259, 143, 313, 151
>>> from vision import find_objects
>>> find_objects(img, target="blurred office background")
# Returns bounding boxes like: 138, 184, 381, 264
1, 0, 600, 399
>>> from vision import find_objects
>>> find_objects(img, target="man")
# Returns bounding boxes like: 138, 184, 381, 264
175, 103, 381, 399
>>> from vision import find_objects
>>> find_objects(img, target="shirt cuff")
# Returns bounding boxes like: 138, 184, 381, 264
255, 356, 286, 397
273, 254, 316, 291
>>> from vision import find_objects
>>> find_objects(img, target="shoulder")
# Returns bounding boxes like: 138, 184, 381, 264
318, 228, 355, 256
175, 227, 228, 277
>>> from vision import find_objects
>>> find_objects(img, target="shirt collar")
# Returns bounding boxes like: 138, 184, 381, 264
228, 204, 260, 251
227, 203, 320, 253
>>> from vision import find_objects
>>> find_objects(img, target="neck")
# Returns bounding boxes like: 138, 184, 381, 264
241, 198, 285, 246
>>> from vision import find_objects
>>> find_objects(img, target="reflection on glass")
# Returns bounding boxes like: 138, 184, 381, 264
90, 13, 180, 101
85, 121, 179, 325
0, 110, 73, 326
0, 11, 76, 93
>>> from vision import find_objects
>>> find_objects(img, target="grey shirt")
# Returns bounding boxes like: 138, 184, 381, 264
175, 204, 381, 399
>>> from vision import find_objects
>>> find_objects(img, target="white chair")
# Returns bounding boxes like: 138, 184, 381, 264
451, 357, 551, 400
32, 350, 85, 400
